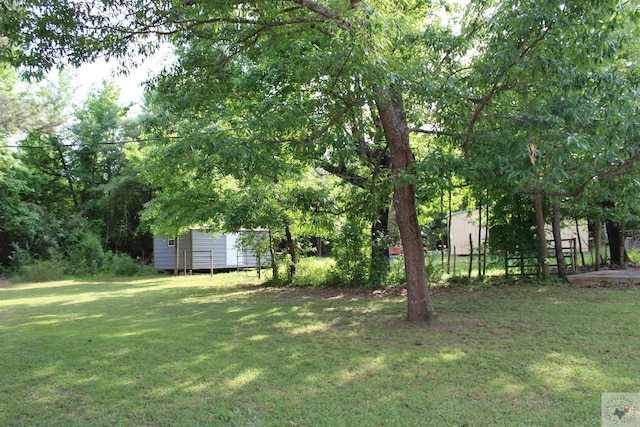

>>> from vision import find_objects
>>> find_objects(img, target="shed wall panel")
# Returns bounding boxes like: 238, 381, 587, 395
153, 230, 266, 270
449, 211, 488, 256
153, 237, 176, 269
153, 234, 191, 270
191, 231, 227, 269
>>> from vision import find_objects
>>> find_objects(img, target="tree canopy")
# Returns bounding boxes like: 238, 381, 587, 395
1, 0, 639, 323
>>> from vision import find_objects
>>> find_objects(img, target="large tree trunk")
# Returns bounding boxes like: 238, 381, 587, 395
533, 192, 550, 279
376, 90, 435, 325
602, 201, 629, 267
551, 198, 567, 280
606, 220, 626, 266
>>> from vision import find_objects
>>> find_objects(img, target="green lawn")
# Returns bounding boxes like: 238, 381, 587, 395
0, 274, 638, 426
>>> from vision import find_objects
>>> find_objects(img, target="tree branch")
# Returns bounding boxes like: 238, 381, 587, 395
519, 146, 640, 198
288, 0, 349, 30
463, 23, 554, 157
409, 127, 458, 138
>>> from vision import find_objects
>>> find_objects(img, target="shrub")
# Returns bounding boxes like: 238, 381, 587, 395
264, 257, 340, 287
628, 248, 640, 264
67, 230, 104, 275
447, 275, 472, 287
98, 252, 155, 277
291, 257, 338, 287
425, 254, 444, 284
385, 256, 406, 287
111, 253, 141, 276
331, 220, 369, 286
8, 242, 32, 274
18, 260, 66, 283
383, 254, 445, 289
263, 252, 293, 286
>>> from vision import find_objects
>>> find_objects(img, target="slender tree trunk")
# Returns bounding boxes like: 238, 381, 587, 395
594, 221, 602, 271
284, 222, 297, 279
468, 233, 473, 278
54, 143, 79, 209
369, 206, 390, 287
483, 194, 489, 275
575, 218, 585, 267
533, 192, 550, 279
477, 200, 483, 277
551, 198, 567, 280
447, 181, 452, 274
376, 90, 435, 324
173, 236, 179, 276
268, 230, 279, 282
622, 220, 628, 266
440, 192, 445, 271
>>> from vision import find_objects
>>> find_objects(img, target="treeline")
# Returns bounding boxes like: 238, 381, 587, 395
0, 70, 152, 277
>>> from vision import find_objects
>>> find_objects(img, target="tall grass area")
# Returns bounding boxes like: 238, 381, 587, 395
12, 254, 157, 283
290, 257, 339, 287
0, 274, 638, 426
626, 248, 640, 264
275, 255, 511, 289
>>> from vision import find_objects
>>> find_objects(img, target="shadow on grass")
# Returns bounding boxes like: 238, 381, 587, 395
1, 277, 639, 426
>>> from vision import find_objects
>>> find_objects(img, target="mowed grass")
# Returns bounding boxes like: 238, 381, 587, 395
0, 274, 638, 426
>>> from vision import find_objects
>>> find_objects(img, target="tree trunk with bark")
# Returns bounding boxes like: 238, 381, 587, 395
268, 230, 279, 282
284, 222, 297, 280
173, 236, 179, 276
602, 201, 629, 267
54, 142, 79, 209
533, 192, 550, 279
551, 199, 567, 280
376, 90, 435, 324
606, 220, 627, 266
594, 221, 602, 271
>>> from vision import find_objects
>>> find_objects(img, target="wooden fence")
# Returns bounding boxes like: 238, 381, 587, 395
504, 238, 577, 277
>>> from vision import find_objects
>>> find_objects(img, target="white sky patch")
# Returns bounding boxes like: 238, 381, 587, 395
70, 43, 176, 115
67, 2, 471, 113
74, 58, 150, 106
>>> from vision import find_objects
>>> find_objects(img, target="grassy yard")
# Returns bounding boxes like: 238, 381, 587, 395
0, 274, 638, 426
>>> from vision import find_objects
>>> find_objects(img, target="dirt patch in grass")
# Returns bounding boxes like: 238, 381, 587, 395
251, 283, 490, 304
251, 285, 487, 332
568, 282, 640, 290
256, 282, 502, 303
254, 285, 381, 302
